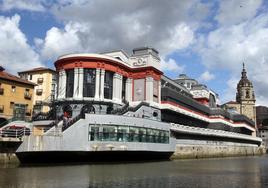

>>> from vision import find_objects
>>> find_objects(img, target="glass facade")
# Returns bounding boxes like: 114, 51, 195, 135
83, 69, 96, 97
104, 71, 114, 99
89, 124, 169, 144
66, 69, 74, 98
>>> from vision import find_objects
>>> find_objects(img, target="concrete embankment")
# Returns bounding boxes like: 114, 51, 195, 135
171, 140, 266, 159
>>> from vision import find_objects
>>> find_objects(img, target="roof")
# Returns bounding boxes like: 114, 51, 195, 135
224, 101, 239, 105
18, 67, 56, 74
0, 70, 36, 86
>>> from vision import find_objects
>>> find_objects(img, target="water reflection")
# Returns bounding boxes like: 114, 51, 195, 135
0, 155, 268, 188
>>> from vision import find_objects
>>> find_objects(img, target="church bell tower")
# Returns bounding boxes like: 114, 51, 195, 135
236, 63, 256, 123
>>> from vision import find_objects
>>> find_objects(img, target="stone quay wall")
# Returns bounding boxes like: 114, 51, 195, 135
171, 139, 266, 159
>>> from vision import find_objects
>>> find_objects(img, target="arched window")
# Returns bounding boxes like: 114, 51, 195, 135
83, 69, 96, 97
246, 89, 250, 98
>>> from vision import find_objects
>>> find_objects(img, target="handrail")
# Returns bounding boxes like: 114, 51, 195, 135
0, 127, 31, 138
62, 113, 83, 132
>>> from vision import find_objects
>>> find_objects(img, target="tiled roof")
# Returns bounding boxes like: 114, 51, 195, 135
0, 70, 36, 86
18, 67, 56, 74
225, 101, 239, 104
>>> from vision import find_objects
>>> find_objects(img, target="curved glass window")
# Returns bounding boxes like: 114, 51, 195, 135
89, 124, 169, 144
66, 69, 74, 98
83, 69, 96, 97
104, 71, 113, 99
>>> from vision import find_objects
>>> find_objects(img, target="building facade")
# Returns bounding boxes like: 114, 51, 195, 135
256, 106, 268, 148
174, 74, 219, 108
18, 67, 56, 113
53, 47, 162, 118
223, 64, 256, 125
0, 66, 35, 125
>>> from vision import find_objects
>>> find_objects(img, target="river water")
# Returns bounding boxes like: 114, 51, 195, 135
0, 155, 268, 188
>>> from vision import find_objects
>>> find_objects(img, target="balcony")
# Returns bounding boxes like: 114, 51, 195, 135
0, 105, 4, 113
0, 88, 4, 95
36, 89, 43, 96
24, 92, 32, 100
37, 78, 43, 84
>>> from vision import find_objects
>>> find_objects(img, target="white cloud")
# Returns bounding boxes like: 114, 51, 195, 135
40, 0, 210, 60
199, 71, 215, 82
215, 0, 262, 26
1, 0, 46, 12
160, 58, 184, 73
197, 10, 268, 106
0, 14, 42, 74
38, 22, 89, 60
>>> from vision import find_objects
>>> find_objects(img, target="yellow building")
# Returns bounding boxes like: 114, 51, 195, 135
0, 66, 35, 125
18, 67, 56, 113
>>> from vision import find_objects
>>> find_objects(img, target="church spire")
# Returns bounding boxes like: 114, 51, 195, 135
241, 62, 247, 79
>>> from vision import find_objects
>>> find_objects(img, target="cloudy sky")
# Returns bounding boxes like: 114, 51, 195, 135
0, 0, 268, 106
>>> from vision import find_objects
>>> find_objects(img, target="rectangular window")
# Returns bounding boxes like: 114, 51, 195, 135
10, 102, 14, 109
65, 69, 74, 98
153, 80, 159, 102
121, 77, 127, 102
104, 71, 113, 99
29, 74, 32, 80
83, 69, 96, 97
11, 86, 16, 92
133, 79, 145, 101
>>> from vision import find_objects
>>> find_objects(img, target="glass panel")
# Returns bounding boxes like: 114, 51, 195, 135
103, 126, 117, 141
129, 127, 139, 142
66, 69, 74, 98
139, 128, 146, 142
90, 126, 99, 141
83, 69, 96, 97
117, 126, 128, 142
104, 71, 113, 99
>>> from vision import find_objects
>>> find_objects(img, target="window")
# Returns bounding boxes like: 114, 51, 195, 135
104, 71, 113, 99
10, 102, 14, 109
0, 83, 3, 95
89, 124, 169, 144
153, 80, 159, 102
133, 79, 145, 101
11, 86, 16, 93
246, 89, 250, 98
65, 69, 74, 98
83, 69, 96, 97
122, 77, 127, 102
29, 74, 32, 80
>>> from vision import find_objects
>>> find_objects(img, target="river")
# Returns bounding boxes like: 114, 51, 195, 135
0, 155, 268, 188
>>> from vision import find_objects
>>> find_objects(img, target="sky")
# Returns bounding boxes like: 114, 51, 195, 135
0, 0, 268, 106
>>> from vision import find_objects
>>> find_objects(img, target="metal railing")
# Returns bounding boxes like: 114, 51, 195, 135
0, 128, 31, 138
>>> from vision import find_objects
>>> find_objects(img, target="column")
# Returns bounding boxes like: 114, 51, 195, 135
158, 80, 161, 103
118, 74, 123, 102
112, 73, 118, 101
94, 68, 100, 99
77, 68, 84, 98
57, 70, 62, 99
58, 70, 66, 99
125, 78, 132, 102
99, 69, 105, 100
146, 77, 154, 102
73, 68, 79, 98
